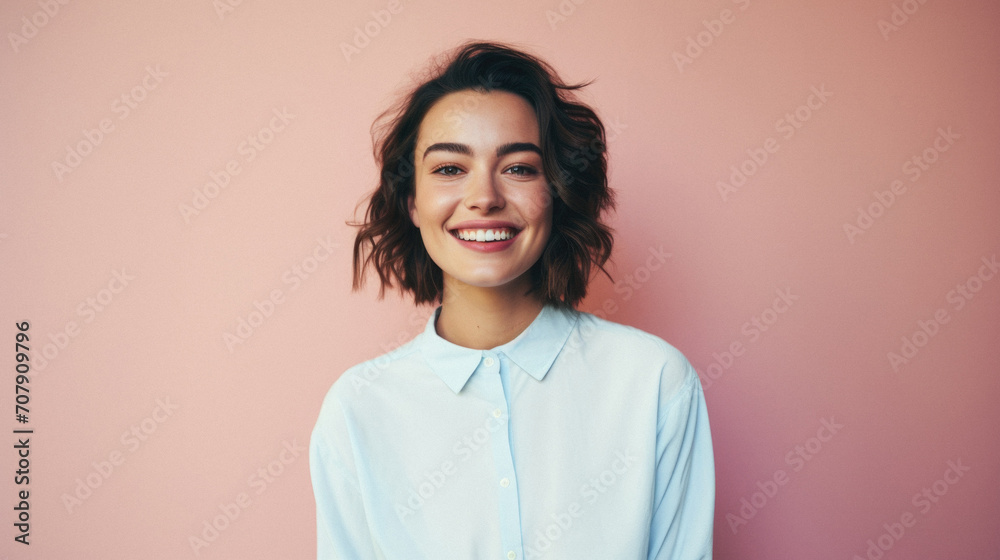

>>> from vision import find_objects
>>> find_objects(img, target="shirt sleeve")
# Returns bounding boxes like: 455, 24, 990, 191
309, 393, 383, 560
647, 357, 715, 560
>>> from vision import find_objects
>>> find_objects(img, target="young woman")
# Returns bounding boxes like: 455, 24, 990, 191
310, 41, 715, 559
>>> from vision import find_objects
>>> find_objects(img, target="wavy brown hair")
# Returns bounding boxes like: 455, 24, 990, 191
352, 41, 614, 308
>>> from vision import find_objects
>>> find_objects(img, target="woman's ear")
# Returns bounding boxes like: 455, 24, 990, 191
408, 194, 420, 228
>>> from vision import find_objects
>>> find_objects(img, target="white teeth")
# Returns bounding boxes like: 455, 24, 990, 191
455, 229, 514, 242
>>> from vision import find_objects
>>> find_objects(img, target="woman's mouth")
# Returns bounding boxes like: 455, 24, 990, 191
451, 228, 519, 242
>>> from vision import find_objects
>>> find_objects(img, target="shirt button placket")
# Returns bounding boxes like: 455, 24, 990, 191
483, 352, 524, 559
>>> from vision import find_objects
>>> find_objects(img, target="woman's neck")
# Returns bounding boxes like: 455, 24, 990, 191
435, 276, 545, 350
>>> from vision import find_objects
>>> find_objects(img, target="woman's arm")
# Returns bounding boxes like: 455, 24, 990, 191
309, 391, 383, 560
648, 361, 716, 559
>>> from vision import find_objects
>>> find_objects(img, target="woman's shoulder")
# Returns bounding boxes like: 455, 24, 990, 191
331, 333, 425, 391
574, 310, 686, 360
571, 310, 697, 392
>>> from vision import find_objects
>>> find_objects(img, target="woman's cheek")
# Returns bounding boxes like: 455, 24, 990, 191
525, 189, 554, 221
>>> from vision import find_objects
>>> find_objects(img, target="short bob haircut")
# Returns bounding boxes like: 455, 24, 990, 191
352, 40, 614, 308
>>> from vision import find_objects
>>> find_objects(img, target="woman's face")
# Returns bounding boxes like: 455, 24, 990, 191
409, 89, 552, 294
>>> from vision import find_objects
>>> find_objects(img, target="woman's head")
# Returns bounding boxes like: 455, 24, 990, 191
353, 40, 614, 308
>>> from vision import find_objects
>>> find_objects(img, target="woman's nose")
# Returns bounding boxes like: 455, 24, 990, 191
464, 169, 505, 212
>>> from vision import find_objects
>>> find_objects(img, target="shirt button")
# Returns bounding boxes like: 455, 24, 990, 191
507, 551, 517, 560
500, 477, 510, 488
484, 356, 495, 367
493, 408, 502, 418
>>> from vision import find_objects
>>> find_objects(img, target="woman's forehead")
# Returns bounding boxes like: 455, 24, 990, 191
415, 90, 540, 154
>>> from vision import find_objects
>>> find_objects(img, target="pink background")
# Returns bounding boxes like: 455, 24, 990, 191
2, 0, 998, 558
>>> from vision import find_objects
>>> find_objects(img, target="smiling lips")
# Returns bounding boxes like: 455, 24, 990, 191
452, 228, 518, 242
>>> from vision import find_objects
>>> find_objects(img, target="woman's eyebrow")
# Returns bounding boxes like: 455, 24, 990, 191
496, 142, 542, 158
422, 142, 542, 161
423, 142, 470, 160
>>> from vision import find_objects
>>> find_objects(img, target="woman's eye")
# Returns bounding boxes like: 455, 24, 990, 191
506, 165, 538, 177
432, 165, 462, 176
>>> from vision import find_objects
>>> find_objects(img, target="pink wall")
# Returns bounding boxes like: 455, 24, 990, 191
2, 0, 998, 558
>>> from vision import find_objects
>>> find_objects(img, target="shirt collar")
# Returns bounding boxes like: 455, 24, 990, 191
419, 304, 579, 394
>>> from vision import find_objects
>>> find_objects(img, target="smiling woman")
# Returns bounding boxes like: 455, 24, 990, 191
310, 41, 715, 559
409, 90, 555, 345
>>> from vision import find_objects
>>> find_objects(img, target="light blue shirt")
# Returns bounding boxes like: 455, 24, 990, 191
310, 304, 715, 559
